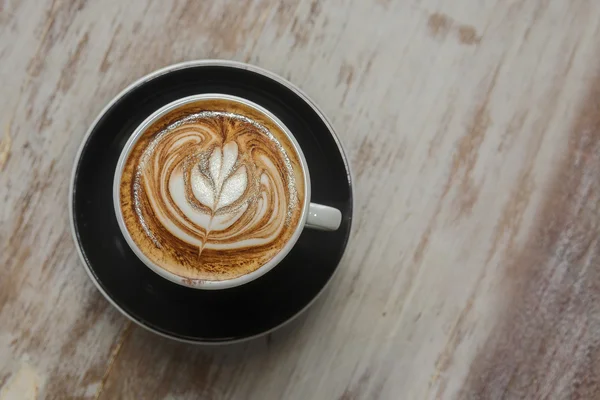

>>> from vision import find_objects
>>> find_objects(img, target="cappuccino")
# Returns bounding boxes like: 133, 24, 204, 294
118, 98, 306, 281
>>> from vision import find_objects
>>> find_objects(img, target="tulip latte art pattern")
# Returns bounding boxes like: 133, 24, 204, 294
120, 103, 305, 281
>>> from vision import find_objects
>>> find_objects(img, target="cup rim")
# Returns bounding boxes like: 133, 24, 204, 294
113, 93, 312, 290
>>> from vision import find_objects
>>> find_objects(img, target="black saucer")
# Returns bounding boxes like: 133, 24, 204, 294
70, 61, 353, 343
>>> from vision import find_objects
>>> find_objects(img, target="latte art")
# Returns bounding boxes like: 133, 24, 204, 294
135, 112, 296, 253
119, 100, 305, 281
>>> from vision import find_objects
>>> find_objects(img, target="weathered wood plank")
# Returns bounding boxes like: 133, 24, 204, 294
2, 0, 600, 399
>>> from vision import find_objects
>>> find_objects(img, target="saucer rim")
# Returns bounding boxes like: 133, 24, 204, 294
69, 60, 355, 345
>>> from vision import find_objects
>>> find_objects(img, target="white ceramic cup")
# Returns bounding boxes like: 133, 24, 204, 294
113, 94, 342, 290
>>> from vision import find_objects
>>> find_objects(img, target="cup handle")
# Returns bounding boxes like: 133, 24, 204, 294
305, 203, 342, 231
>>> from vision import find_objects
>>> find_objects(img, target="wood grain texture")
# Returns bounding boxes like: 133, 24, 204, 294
2, 0, 600, 399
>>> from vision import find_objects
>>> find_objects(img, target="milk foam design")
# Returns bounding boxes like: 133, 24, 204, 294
132, 111, 296, 259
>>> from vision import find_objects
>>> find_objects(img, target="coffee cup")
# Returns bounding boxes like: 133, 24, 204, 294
113, 94, 342, 290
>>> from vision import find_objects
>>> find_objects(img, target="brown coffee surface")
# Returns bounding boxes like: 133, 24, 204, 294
119, 98, 306, 281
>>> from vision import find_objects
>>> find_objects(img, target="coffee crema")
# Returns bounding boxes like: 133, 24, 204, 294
119, 98, 306, 281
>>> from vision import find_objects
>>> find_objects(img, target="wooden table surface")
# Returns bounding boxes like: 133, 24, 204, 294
2, 0, 600, 399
